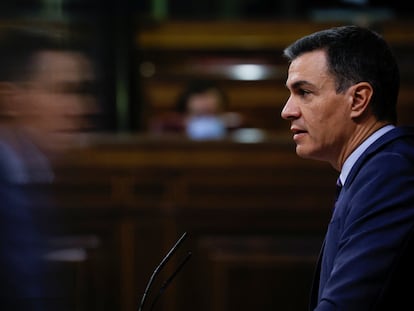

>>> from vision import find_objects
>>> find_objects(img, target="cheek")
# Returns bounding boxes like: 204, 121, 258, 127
315, 112, 348, 150
311, 93, 345, 122
301, 104, 325, 135
304, 101, 343, 143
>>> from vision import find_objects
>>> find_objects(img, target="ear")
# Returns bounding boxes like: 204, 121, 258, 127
0, 82, 20, 118
349, 82, 373, 119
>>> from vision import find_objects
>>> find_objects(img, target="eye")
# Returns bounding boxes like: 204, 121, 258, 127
298, 88, 311, 96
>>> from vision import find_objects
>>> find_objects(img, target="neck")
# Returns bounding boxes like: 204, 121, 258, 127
334, 119, 390, 171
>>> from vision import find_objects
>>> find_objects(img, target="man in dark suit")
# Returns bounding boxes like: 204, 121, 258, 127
0, 26, 100, 310
281, 25, 414, 310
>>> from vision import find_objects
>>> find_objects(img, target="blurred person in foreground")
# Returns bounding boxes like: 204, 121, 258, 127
281, 25, 414, 310
0, 26, 100, 310
149, 79, 247, 139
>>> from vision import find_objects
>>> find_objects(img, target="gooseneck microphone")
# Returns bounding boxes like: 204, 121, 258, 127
148, 251, 192, 311
137, 232, 192, 311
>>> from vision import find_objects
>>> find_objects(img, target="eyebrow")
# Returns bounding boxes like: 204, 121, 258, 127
286, 80, 314, 90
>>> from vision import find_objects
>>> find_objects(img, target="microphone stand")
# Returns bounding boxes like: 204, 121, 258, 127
137, 232, 191, 311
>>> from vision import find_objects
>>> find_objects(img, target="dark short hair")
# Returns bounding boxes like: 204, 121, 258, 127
0, 26, 88, 82
283, 25, 400, 124
175, 79, 228, 113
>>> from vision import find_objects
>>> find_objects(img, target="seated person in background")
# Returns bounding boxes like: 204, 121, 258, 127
149, 79, 247, 139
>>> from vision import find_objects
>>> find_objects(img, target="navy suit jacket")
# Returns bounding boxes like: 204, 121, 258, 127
0, 138, 59, 310
0, 143, 46, 310
310, 126, 414, 311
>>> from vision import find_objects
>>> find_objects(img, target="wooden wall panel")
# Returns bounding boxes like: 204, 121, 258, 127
34, 134, 337, 311
137, 20, 414, 133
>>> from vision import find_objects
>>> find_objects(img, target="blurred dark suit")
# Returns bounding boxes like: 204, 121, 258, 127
0, 140, 50, 310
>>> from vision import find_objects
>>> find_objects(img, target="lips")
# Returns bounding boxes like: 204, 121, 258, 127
291, 127, 306, 135
291, 127, 307, 141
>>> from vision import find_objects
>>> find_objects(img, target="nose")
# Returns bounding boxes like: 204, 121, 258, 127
280, 96, 300, 120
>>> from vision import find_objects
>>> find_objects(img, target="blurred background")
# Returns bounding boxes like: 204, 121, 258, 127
1, 1, 414, 311
1, 0, 413, 134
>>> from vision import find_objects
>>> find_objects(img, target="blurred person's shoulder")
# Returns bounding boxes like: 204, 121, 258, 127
0, 123, 55, 183
0, 142, 24, 184
0, 128, 29, 184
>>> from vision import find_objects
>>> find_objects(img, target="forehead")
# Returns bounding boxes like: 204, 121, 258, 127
286, 50, 331, 87
30, 50, 94, 81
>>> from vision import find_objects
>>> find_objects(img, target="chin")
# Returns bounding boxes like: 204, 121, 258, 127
295, 145, 318, 160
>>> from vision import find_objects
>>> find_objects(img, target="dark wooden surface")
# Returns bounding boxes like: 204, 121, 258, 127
33, 133, 337, 311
